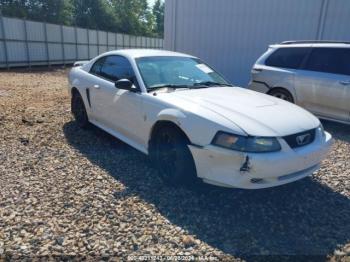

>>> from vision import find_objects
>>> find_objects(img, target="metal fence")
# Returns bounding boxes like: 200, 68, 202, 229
0, 16, 164, 68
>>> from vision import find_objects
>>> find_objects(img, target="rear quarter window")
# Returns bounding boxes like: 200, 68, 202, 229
90, 57, 106, 76
265, 47, 310, 69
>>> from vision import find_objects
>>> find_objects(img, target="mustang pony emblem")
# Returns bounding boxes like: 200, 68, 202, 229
296, 133, 311, 146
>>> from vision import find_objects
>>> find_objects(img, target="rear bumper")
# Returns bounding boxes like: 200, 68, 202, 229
189, 131, 333, 189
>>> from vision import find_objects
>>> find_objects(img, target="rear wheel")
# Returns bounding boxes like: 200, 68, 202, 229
269, 88, 294, 103
71, 92, 89, 128
151, 126, 197, 186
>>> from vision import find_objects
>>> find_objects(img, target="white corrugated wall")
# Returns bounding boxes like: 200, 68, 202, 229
164, 0, 350, 86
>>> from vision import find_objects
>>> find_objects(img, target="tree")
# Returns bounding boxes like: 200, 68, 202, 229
112, 0, 151, 35
152, 0, 164, 37
73, 0, 117, 30
0, 0, 74, 24
30, 0, 74, 25
0, 0, 164, 37
0, 0, 30, 18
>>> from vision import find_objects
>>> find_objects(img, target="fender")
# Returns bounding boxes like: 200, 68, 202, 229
157, 108, 187, 126
153, 108, 208, 147
147, 108, 194, 146
71, 78, 81, 91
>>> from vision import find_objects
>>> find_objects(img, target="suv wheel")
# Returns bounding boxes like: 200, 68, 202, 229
152, 126, 197, 186
269, 88, 294, 103
71, 92, 89, 128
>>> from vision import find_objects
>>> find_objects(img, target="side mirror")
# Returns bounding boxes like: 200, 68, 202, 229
115, 79, 137, 92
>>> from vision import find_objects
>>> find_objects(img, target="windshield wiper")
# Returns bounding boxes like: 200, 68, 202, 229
148, 84, 191, 92
148, 82, 232, 92
193, 81, 232, 87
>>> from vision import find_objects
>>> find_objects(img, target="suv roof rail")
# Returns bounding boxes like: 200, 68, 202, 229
280, 40, 350, 45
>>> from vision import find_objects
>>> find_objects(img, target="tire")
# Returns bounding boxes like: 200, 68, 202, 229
269, 88, 294, 103
151, 126, 198, 186
71, 92, 90, 129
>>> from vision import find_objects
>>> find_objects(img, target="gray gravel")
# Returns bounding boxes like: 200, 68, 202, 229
0, 68, 349, 261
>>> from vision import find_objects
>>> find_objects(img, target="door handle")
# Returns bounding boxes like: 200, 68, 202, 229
93, 84, 100, 89
339, 80, 350, 85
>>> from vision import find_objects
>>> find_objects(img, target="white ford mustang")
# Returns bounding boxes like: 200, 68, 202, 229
68, 49, 333, 189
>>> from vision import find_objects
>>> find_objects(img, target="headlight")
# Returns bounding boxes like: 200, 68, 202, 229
318, 123, 326, 138
212, 131, 281, 153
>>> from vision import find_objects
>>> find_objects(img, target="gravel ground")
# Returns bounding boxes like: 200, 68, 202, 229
0, 68, 349, 261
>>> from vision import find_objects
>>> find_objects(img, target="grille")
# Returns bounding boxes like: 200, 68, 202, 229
283, 129, 316, 149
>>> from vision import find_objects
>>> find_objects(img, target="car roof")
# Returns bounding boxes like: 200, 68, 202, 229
270, 41, 350, 49
98, 49, 197, 59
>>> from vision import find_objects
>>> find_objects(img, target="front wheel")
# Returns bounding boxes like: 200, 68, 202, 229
269, 88, 294, 103
152, 126, 198, 186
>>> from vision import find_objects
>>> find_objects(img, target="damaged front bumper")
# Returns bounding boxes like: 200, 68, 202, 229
189, 131, 333, 189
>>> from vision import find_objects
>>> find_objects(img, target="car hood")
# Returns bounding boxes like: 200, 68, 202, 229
156, 87, 320, 137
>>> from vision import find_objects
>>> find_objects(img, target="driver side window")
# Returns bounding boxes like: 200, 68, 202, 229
90, 55, 136, 83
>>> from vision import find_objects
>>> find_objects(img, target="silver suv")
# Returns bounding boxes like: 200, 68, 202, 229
248, 41, 350, 124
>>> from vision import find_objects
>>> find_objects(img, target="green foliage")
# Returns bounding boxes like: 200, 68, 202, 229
0, 0, 74, 25
113, 0, 149, 35
152, 0, 164, 37
0, 0, 164, 37
31, 0, 74, 25
0, 0, 28, 18
73, 0, 117, 31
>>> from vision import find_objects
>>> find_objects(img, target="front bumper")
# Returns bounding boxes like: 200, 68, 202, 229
189, 131, 333, 189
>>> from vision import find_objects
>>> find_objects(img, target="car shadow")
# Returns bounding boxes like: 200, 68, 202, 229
321, 119, 350, 143
63, 121, 350, 258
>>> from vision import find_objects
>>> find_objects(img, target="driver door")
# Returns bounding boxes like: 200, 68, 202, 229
89, 55, 144, 145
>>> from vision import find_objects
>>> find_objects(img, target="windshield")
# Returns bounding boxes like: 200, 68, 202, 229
136, 56, 230, 91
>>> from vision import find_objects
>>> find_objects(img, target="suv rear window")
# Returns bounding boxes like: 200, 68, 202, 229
265, 47, 309, 69
303, 47, 350, 76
